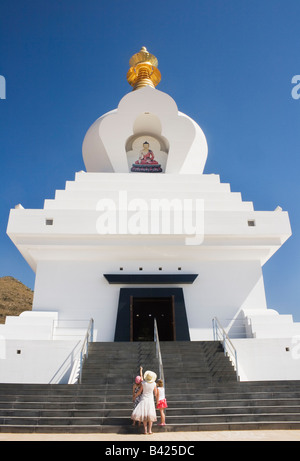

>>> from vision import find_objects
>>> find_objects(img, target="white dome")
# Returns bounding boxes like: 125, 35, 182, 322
82, 86, 208, 174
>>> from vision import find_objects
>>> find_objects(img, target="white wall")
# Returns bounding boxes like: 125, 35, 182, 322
185, 260, 267, 340
32, 259, 267, 342
233, 338, 300, 381
0, 339, 81, 384
0, 311, 88, 384
33, 260, 120, 341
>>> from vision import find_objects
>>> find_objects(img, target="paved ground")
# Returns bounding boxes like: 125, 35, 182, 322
1, 430, 300, 441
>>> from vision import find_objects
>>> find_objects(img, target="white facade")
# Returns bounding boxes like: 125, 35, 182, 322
4, 81, 300, 383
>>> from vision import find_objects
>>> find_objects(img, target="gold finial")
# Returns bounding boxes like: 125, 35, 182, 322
127, 46, 161, 91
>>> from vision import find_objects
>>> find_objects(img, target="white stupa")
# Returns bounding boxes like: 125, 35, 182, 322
4, 47, 300, 383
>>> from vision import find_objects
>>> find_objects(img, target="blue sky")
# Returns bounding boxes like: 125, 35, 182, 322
0, 0, 299, 320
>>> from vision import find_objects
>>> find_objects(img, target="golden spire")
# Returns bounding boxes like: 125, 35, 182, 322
127, 46, 161, 91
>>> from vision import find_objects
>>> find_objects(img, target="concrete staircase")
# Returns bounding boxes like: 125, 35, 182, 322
161, 341, 237, 386
80, 341, 158, 385
0, 341, 300, 433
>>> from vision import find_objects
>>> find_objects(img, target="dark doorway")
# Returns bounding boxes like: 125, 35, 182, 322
130, 296, 175, 341
114, 288, 190, 342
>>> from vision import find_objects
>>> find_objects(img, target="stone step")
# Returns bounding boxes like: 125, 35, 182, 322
2, 421, 300, 434
0, 385, 299, 399
1, 398, 300, 411
1, 412, 300, 428
2, 404, 300, 419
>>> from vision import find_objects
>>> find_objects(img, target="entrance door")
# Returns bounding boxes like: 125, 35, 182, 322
130, 296, 175, 341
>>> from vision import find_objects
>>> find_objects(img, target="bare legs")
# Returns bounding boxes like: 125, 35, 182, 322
158, 409, 166, 425
143, 420, 153, 434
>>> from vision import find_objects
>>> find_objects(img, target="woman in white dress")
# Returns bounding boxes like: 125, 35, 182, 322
131, 370, 158, 434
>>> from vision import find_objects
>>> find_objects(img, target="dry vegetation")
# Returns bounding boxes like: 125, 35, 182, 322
0, 276, 33, 324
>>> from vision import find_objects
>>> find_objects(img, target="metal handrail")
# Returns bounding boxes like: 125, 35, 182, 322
212, 317, 239, 380
154, 318, 165, 388
69, 318, 94, 384
79, 318, 94, 384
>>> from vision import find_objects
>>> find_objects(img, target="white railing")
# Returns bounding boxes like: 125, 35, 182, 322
68, 318, 94, 384
212, 316, 239, 380
154, 318, 165, 388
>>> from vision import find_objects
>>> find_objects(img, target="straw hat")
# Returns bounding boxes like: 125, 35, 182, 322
143, 370, 157, 383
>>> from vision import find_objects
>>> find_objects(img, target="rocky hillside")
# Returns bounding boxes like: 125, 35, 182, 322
0, 276, 33, 324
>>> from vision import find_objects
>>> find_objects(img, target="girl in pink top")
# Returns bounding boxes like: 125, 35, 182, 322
156, 379, 167, 426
